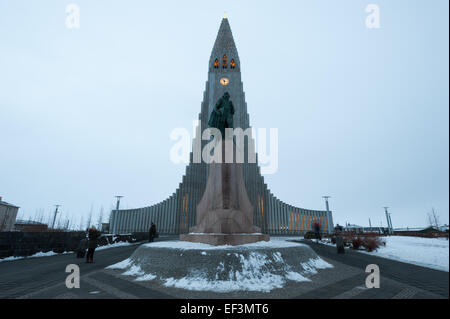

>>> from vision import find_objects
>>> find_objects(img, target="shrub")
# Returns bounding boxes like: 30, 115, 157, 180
304, 231, 316, 240
363, 237, 383, 252
352, 236, 363, 250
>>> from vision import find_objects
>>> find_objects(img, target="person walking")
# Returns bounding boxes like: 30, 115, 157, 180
86, 226, 101, 263
76, 232, 87, 259
149, 222, 157, 243
313, 222, 322, 241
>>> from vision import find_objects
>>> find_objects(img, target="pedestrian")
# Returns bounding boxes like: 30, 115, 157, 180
76, 232, 87, 259
86, 226, 101, 263
313, 222, 321, 241
149, 222, 157, 243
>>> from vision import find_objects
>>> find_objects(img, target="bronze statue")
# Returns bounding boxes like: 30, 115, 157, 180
208, 92, 234, 137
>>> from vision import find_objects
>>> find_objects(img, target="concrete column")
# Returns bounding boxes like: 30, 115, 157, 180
154, 204, 161, 232
168, 197, 173, 234
109, 210, 115, 234
163, 200, 168, 234
275, 200, 280, 234
149, 206, 153, 229
328, 211, 334, 233
149, 206, 154, 229
130, 211, 135, 233
160, 202, 165, 234
124, 211, 129, 233
300, 209, 304, 233
173, 195, 178, 234
280, 203, 285, 235
268, 196, 272, 234
131, 210, 136, 233
158, 204, 162, 232
305, 211, 310, 231
118, 211, 123, 234
138, 209, 143, 232
277, 199, 282, 235
268, 195, 272, 234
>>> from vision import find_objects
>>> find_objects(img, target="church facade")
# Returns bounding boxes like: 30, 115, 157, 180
109, 18, 334, 236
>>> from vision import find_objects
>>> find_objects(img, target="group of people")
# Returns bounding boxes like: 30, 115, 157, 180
76, 223, 158, 263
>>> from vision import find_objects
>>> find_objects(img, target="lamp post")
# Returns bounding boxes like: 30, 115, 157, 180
322, 196, 332, 233
383, 207, 393, 234
112, 196, 123, 234
51, 205, 61, 229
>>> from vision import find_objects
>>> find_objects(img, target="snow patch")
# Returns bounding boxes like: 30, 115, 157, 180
143, 238, 307, 250
0, 251, 71, 263
96, 241, 134, 251
136, 273, 157, 281
285, 271, 310, 282
106, 258, 132, 270
108, 251, 332, 292
361, 236, 449, 272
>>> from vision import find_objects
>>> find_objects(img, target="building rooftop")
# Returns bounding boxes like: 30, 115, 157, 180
0, 200, 19, 208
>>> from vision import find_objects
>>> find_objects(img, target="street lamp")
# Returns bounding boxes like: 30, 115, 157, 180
322, 196, 332, 233
383, 207, 393, 234
322, 196, 331, 212
51, 205, 61, 229
112, 196, 123, 234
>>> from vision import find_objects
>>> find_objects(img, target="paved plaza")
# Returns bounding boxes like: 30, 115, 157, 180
0, 237, 447, 299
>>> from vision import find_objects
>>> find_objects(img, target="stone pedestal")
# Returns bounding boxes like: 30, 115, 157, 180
180, 233, 269, 246
180, 138, 269, 246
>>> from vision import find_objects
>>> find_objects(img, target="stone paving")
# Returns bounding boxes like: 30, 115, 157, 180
0, 237, 447, 299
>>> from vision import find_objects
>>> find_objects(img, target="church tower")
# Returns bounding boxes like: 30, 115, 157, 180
109, 18, 334, 236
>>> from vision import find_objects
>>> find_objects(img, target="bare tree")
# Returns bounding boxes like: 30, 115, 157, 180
97, 206, 104, 230
428, 207, 440, 228
79, 215, 85, 231
85, 204, 93, 230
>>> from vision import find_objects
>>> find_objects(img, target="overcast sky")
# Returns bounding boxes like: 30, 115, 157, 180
0, 0, 448, 228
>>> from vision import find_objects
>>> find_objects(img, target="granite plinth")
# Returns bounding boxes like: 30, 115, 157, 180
180, 233, 269, 246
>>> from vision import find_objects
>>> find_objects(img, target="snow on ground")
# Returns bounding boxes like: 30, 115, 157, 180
96, 241, 135, 251
0, 251, 71, 262
106, 237, 334, 293
361, 236, 449, 272
0, 241, 136, 263
142, 236, 306, 250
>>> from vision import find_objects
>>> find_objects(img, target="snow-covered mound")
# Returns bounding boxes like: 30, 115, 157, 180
96, 241, 134, 251
106, 238, 333, 292
363, 236, 449, 272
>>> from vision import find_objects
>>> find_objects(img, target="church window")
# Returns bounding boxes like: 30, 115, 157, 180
222, 55, 227, 68
213, 58, 219, 69
230, 59, 236, 69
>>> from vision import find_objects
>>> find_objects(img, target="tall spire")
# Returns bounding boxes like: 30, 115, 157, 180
209, 18, 240, 70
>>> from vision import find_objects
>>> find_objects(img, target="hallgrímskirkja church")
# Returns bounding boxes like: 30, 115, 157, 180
109, 18, 334, 236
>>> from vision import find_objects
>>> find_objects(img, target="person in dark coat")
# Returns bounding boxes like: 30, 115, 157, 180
149, 222, 157, 243
86, 226, 101, 263
313, 222, 322, 241
76, 232, 88, 258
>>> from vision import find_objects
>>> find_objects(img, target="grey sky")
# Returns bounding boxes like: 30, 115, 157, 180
0, 0, 448, 228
